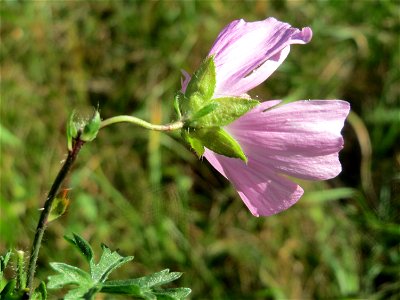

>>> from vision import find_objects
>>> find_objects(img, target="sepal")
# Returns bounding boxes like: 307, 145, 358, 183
190, 97, 258, 128
183, 127, 247, 162
81, 110, 101, 142
184, 56, 216, 110
66, 111, 80, 151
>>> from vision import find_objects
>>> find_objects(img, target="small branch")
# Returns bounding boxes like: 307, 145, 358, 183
27, 137, 85, 296
100, 115, 184, 131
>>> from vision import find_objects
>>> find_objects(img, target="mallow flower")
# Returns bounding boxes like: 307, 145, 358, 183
176, 17, 350, 217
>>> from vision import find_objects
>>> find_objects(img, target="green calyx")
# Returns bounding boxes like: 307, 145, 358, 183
176, 56, 258, 162
66, 110, 101, 151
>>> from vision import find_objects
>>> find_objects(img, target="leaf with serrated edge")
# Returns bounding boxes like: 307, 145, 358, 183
90, 244, 134, 283
153, 287, 192, 299
104, 269, 182, 289
47, 263, 92, 289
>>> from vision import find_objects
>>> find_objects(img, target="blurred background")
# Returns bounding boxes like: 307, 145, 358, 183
1, 1, 399, 299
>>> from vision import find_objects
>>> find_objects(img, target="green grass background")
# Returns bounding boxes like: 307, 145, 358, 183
1, 0, 399, 299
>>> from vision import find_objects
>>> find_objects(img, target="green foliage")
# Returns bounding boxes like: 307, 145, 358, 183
0, 250, 47, 300
48, 234, 190, 299
0, 250, 12, 282
1, 1, 398, 299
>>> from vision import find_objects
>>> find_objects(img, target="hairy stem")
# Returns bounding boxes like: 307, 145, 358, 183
27, 138, 85, 296
100, 115, 184, 131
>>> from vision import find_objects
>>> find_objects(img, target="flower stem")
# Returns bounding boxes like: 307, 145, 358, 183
26, 137, 85, 297
100, 115, 184, 131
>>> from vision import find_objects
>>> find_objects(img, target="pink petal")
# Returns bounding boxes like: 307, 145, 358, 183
204, 149, 304, 217
203, 100, 349, 216
226, 100, 350, 180
208, 18, 312, 97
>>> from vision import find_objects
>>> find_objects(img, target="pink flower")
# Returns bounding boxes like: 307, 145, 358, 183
182, 18, 350, 216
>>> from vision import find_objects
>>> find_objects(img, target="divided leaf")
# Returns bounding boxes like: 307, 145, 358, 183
48, 234, 190, 299
90, 244, 134, 283
101, 269, 191, 300
47, 263, 93, 289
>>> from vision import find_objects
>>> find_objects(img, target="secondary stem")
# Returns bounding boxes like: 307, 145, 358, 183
100, 115, 184, 131
27, 137, 85, 296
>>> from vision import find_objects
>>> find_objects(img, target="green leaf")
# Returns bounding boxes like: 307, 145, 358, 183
185, 56, 216, 102
47, 263, 93, 289
48, 235, 190, 299
0, 250, 12, 281
153, 288, 192, 300
192, 97, 259, 128
81, 110, 101, 142
32, 281, 47, 300
90, 244, 134, 283
101, 270, 190, 299
64, 233, 94, 263
0, 279, 16, 298
189, 127, 247, 162
181, 130, 205, 157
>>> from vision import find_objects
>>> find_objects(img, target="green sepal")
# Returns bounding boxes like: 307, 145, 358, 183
185, 55, 216, 101
181, 130, 205, 158
183, 56, 216, 114
66, 111, 79, 151
191, 97, 259, 128
81, 110, 101, 142
187, 102, 219, 126
187, 127, 247, 162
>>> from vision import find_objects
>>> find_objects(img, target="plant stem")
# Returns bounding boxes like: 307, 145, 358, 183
100, 115, 184, 131
27, 137, 85, 297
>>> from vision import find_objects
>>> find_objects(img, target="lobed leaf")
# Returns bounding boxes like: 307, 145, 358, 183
47, 263, 92, 289
89, 244, 134, 283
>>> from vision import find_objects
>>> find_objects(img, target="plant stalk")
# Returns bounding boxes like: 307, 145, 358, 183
27, 137, 85, 297
100, 115, 184, 131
